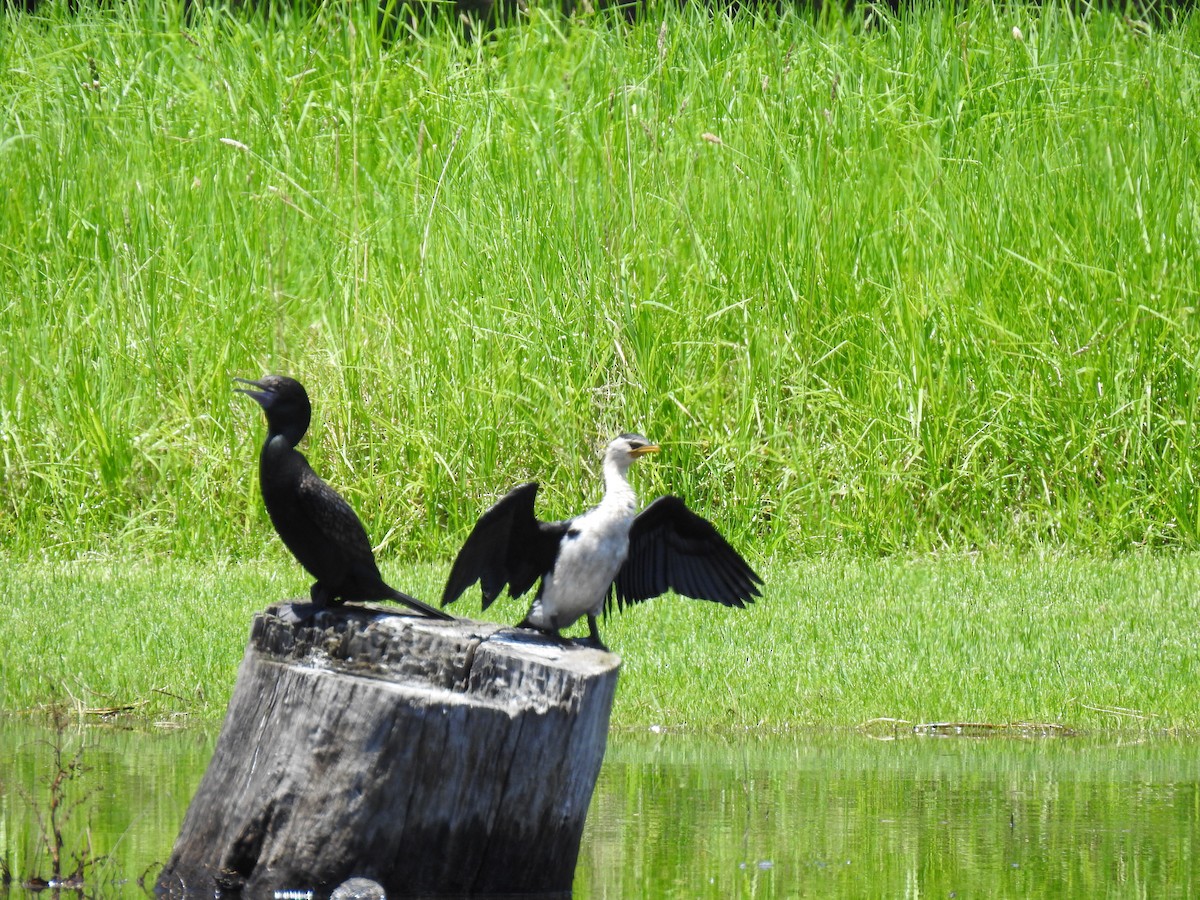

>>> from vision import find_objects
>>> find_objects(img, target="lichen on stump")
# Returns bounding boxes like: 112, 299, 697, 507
156, 602, 621, 898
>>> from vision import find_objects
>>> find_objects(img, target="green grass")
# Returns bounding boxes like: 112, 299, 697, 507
2, 553, 1197, 732
2, 3, 1200, 730
1, 2, 1199, 561
615, 552, 1200, 732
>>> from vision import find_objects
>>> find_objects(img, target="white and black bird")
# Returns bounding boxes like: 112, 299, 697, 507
441, 434, 761, 649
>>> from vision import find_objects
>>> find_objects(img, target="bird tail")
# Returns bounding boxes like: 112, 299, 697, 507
388, 587, 456, 621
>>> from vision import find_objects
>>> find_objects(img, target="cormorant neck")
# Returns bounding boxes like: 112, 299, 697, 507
600, 455, 637, 516
268, 418, 308, 450
261, 432, 301, 461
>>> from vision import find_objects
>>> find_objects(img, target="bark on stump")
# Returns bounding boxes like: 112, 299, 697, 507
156, 602, 621, 898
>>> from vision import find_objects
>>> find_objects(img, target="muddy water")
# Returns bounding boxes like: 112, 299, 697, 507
2, 721, 1196, 896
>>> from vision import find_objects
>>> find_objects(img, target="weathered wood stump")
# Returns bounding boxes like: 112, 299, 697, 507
156, 602, 621, 899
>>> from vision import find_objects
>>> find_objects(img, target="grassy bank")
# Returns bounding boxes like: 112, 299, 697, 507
3, 4, 1199, 730
2, 553, 1197, 732
1, 2, 1199, 561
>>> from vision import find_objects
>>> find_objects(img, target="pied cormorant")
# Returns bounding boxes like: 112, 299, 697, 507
441, 433, 760, 648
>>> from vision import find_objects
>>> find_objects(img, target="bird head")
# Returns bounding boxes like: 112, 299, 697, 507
605, 433, 660, 473
234, 375, 312, 448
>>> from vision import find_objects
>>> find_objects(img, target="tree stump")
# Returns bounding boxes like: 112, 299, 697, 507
156, 602, 621, 899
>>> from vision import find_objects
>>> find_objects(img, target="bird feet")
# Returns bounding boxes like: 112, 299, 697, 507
514, 618, 610, 652
309, 583, 343, 609
582, 614, 610, 652
516, 619, 574, 647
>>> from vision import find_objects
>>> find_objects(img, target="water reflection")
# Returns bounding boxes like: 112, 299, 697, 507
578, 730, 1200, 897
1, 720, 1197, 896
0, 720, 215, 895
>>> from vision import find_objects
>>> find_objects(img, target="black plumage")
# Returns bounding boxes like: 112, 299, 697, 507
441, 483, 568, 612
612, 496, 760, 611
235, 375, 452, 620
441, 435, 761, 648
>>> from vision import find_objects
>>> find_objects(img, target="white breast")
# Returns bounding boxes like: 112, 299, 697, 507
526, 504, 634, 631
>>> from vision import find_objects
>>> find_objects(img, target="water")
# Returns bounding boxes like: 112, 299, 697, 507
2, 720, 1197, 896
579, 730, 1200, 897
0, 721, 216, 893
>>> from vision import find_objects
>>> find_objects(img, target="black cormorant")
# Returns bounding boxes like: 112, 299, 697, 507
235, 375, 452, 620
441, 434, 760, 648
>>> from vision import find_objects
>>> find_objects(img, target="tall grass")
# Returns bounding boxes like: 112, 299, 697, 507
1, 1, 1199, 563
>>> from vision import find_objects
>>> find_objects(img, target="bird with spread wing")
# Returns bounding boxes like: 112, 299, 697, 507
442, 434, 760, 649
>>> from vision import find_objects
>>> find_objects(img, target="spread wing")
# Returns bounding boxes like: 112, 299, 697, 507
610, 495, 762, 614
442, 482, 568, 610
